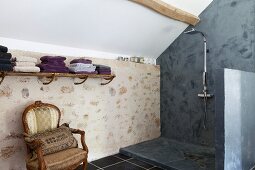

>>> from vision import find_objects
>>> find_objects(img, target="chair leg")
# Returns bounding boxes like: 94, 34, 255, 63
82, 161, 87, 170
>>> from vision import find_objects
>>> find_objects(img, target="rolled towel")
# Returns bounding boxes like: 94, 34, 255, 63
0, 52, 12, 60
0, 45, 8, 53
40, 56, 66, 62
14, 66, 40, 73
15, 56, 37, 63
70, 58, 92, 64
0, 64, 13, 71
15, 62, 36, 67
0, 58, 12, 64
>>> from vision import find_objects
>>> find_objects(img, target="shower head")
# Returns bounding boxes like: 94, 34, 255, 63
184, 28, 205, 37
184, 28, 197, 34
184, 28, 206, 42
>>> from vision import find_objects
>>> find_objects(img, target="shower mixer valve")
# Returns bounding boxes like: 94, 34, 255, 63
198, 86, 213, 98
198, 93, 213, 98
198, 72, 213, 98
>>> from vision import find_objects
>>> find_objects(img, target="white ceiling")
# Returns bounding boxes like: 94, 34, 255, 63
0, 0, 212, 59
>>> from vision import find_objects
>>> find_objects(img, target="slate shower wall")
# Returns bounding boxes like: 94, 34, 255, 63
157, 0, 255, 146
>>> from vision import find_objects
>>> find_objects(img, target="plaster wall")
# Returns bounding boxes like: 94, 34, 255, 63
0, 0, 212, 59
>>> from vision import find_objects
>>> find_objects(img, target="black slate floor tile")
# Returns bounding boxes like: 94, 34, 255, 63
104, 161, 144, 170
127, 158, 154, 169
91, 155, 123, 168
77, 163, 99, 170
149, 167, 165, 170
114, 153, 132, 160
87, 163, 100, 170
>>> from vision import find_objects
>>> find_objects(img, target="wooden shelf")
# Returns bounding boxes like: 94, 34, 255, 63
0, 72, 115, 85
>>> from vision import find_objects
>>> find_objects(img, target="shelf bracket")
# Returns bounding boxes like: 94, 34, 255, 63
43, 73, 56, 85
101, 75, 115, 85
0, 72, 6, 85
74, 76, 88, 85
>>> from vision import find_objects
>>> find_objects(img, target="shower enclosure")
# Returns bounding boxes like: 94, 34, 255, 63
120, 28, 216, 170
120, 0, 255, 168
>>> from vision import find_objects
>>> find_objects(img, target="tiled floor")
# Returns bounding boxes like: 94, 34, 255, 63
77, 153, 164, 170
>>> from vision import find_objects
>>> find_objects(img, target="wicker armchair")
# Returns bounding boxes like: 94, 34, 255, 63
22, 101, 88, 170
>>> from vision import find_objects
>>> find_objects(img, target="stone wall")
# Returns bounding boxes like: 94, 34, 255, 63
0, 50, 160, 169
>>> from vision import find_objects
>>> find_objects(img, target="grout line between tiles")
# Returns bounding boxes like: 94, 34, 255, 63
101, 160, 126, 169
125, 160, 147, 169
90, 154, 167, 170
147, 166, 156, 170
89, 162, 104, 170
114, 155, 160, 170
113, 155, 133, 161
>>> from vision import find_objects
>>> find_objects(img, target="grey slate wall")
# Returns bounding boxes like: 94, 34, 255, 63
157, 0, 255, 146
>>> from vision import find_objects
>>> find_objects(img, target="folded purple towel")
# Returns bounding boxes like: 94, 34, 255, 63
70, 71, 98, 74
70, 58, 92, 64
0, 64, 13, 71
41, 61, 66, 66
0, 45, 8, 53
40, 56, 66, 62
97, 68, 111, 72
0, 58, 12, 64
98, 71, 111, 75
0, 52, 12, 60
37, 64, 67, 70
40, 68, 69, 73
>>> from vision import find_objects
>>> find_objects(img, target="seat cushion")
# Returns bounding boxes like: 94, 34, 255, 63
25, 125, 78, 158
27, 148, 87, 170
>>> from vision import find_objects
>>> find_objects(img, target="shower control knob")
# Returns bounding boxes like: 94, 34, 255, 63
206, 49, 210, 53
198, 93, 213, 98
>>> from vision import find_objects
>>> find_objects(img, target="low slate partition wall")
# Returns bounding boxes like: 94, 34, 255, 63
215, 68, 255, 170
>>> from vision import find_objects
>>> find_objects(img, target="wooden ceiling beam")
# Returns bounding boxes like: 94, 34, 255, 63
130, 0, 200, 26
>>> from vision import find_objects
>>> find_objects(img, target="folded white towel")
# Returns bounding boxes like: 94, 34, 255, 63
69, 67, 96, 73
15, 56, 37, 63
15, 61, 36, 67
14, 66, 40, 73
69, 63, 93, 68
69, 63, 96, 73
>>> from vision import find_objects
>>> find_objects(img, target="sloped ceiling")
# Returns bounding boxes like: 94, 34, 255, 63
0, 0, 212, 59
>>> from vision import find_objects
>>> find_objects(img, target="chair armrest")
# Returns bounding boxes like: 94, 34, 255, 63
70, 128, 89, 153
25, 139, 46, 170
